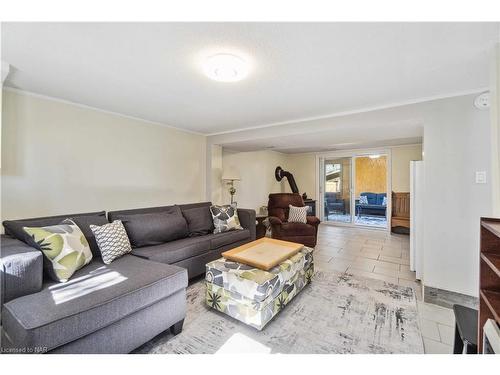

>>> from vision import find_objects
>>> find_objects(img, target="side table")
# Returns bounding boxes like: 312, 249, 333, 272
256, 215, 267, 239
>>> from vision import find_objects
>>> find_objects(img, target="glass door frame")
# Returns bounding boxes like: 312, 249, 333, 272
320, 156, 353, 224
316, 148, 392, 231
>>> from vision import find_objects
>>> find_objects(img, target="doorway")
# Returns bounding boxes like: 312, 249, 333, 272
318, 150, 390, 229
323, 157, 352, 224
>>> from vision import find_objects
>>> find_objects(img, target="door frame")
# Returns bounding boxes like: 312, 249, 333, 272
315, 147, 392, 232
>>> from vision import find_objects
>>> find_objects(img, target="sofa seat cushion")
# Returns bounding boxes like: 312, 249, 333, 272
209, 229, 251, 249
131, 236, 211, 264
2, 255, 187, 351
280, 223, 316, 236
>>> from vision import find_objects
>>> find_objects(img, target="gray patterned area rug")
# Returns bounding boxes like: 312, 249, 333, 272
134, 270, 424, 354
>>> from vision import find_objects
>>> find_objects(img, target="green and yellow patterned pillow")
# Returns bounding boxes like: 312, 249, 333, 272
23, 219, 93, 282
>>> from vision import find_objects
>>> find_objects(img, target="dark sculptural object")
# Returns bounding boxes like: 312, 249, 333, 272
275, 166, 299, 194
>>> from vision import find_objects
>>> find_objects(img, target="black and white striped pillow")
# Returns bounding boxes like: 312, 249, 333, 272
288, 205, 308, 223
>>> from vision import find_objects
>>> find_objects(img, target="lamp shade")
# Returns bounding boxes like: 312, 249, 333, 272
222, 167, 241, 181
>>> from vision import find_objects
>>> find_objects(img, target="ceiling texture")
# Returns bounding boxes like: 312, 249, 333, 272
2, 22, 499, 139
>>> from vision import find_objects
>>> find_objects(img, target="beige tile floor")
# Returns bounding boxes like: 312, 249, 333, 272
314, 224, 455, 354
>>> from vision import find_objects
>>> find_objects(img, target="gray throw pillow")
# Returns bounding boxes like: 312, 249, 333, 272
182, 206, 214, 236
359, 196, 369, 204
209, 203, 243, 234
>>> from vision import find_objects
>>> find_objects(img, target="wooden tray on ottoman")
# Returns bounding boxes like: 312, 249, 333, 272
222, 237, 303, 270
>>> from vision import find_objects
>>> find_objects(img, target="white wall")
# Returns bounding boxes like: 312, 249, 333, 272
422, 95, 492, 296
391, 144, 423, 192
491, 43, 500, 216
0, 63, 9, 223
1, 90, 207, 221
221, 149, 288, 212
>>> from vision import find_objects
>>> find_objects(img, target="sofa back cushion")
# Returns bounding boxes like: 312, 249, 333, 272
108, 205, 189, 248
3, 211, 108, 257
360, 192, 377, 205
178, 202, 212, 211
359, 192, 387, 206
376, 193, 387, 206
182, 206, 214, 236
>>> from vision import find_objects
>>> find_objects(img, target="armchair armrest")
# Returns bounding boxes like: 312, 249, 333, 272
267, 216, 284, 237
267, 216, 283, 226
237, 208, 256, 240
306, 216, 320, 227
1, 235, 43, 305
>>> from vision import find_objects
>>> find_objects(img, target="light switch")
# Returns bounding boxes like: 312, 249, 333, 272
475, 171, 487, 184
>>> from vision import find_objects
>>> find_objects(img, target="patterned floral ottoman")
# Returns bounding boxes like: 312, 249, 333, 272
205, 246, 314, 330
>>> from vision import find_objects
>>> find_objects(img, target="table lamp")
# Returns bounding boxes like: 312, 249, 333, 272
222, 168, 241, 204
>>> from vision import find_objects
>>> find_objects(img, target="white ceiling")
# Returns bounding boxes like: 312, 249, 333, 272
222, 136, 424, 154
213, 99, 427, 153
2, 22, 499, 135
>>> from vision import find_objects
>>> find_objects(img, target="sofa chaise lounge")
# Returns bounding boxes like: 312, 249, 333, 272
0, 202, 256, 353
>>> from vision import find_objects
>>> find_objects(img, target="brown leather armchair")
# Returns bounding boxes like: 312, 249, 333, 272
267, 193, 320, 248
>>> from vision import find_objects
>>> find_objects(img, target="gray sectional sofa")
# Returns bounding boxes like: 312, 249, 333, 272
0, 202, 256, 353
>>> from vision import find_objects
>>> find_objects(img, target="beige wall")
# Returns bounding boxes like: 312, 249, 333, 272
217, 144, 422, 212
1, 90, 207, 221
219, 150, 317, 212
221, 149, 288, 212
391, 144, 423, 192
286, 145, 422, 199
210, 144, 223, 206
285, 153, 316, 200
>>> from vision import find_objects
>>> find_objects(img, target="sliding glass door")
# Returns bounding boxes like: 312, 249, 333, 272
322, 157, 352, 224
353, 154, 388, 228
319, 151, 389, 229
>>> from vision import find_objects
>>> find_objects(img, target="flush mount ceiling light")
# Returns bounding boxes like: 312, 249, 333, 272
203, 53, 249, 82
369, 154, 381, 159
